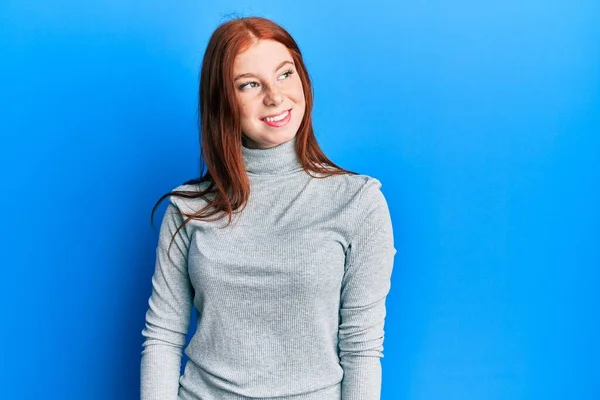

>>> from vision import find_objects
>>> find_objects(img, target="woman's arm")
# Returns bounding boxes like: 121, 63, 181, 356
140, 199, 193, 400
339, 178, 397, 400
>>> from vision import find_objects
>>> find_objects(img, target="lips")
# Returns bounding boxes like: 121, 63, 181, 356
261, 109, 290, 120
261, 109, 292, 127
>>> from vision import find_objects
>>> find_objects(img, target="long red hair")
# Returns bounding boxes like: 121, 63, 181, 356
151, 16, 357, 250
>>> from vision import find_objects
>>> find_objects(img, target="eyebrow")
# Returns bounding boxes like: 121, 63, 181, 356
234, 60, 295, 81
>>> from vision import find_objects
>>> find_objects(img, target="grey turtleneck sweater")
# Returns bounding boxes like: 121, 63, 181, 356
140, 136, 397, 400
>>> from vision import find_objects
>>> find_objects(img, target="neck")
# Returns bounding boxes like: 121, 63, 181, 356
241, 135, 303, 175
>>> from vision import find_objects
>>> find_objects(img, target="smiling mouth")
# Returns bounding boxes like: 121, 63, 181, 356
261, 109, 292, 127
261, 109, 290, 122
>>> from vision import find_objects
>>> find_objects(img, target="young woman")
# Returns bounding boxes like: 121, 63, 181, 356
140, 16, 397, 400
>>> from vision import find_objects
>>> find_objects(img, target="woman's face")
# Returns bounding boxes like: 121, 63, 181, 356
232, 39, 306, 149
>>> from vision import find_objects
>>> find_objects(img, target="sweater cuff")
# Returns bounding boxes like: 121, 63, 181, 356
140, 344, 183, 400
340, 355, 382, 400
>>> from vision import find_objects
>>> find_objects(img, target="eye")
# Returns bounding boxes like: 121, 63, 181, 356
238, 81, 259, 90
278, 69, 294, 80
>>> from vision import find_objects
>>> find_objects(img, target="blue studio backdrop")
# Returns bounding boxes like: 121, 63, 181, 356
1, 1, 598, 399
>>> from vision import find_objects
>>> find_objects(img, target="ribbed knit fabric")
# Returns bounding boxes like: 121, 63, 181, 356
140, 135, 397, 400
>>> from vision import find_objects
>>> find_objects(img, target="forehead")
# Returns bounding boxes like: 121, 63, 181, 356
233, 39, 293, 72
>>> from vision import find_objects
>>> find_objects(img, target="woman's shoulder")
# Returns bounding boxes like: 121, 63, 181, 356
165, 181, 213, 214
171, 181, 211, 193
321, 172, 383, 201
346, 173, 382, 192
335, 174, 393, 242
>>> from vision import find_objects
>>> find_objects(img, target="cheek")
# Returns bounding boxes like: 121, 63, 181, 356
238, 101, 264, 132
291, 81, 306, 104
292, 87, 306, 110
238, 100, 256, 121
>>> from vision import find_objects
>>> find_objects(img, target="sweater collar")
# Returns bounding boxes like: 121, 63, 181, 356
242, 135, 303, 175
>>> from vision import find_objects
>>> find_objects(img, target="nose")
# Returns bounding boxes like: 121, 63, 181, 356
263, 84, 284, 107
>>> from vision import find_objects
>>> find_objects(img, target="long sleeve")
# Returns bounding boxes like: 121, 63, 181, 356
339, 179, 397, 400
140, 199, 193, 400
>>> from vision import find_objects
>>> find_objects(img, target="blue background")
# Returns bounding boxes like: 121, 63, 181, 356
1, 1, 599, 399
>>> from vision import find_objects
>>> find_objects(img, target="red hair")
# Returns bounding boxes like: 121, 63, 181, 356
152, 16, 357, 249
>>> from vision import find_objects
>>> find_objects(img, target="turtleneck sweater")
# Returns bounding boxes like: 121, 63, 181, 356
140, 135, 397, 400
